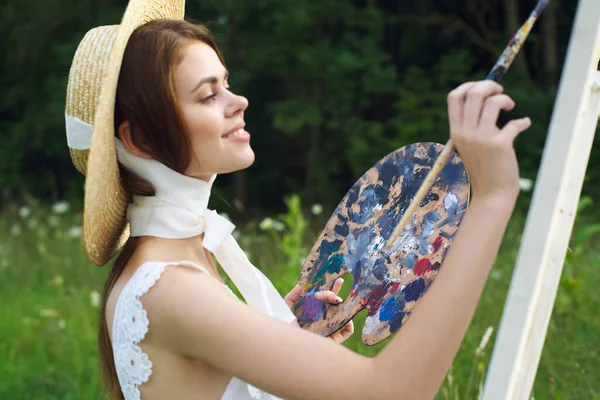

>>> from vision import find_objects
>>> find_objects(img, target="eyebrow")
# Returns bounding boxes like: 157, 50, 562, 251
189, 70, 229, 94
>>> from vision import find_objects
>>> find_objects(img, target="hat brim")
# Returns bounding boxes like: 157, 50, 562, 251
83, 0, 185, 266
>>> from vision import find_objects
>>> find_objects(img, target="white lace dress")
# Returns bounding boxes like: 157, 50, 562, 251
112, 260, 285, 400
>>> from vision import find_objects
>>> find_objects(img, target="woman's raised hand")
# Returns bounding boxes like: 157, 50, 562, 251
448, 80, 531, 203
284, 278, 354, 344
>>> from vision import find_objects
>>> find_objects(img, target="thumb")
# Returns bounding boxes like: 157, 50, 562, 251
284, 284, 303, 308
502, 117, 531, 141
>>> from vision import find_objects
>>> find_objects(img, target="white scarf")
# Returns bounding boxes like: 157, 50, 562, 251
66, 114, 296, 323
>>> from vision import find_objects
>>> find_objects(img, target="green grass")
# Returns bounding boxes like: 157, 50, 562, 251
1, 199, 598, 399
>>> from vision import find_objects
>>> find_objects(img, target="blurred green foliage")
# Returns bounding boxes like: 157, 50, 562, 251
2, 0, 595, 214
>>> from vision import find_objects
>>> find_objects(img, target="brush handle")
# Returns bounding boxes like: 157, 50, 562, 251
487, 0, 549, 82
386, 0, 549, 248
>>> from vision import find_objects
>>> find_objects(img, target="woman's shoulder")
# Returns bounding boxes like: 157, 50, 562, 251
106, 260, 229, 339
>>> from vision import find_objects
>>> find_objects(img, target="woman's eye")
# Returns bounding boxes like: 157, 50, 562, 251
199, 93, 217, 103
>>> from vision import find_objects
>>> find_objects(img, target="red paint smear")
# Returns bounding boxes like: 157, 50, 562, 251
432, 236, 444, 253
362, 281, 394, 316
414, 258, 432, 276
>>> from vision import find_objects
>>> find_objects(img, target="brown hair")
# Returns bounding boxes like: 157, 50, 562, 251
97, 19, 225, 399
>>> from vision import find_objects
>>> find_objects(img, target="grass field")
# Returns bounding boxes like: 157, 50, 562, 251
1, 197, 598, 399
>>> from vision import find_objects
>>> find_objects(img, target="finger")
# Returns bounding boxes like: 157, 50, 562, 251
500, 117, 531, 142
329, 331, 343, 344
478, 94, 515, 130
283, 284, 302, 309
339, 321, 354, 341
447, 81, 478, 139
329, 321, 354, 344
331, 278, 344, 295
315, 291, 343, 304
463, 81, 504, 135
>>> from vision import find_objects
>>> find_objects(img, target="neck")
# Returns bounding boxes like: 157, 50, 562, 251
131, 235, 221, 277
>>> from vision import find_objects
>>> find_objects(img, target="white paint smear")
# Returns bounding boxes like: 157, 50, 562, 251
363, 313, 381, 336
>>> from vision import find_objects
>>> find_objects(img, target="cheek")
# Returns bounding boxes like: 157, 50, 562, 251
184, 106, 224, 139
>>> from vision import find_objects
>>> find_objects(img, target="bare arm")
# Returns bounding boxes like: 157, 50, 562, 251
372, 195, 515, 399
141, 80, 531, 400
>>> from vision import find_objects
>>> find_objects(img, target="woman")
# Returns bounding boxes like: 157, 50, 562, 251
64, 1, 531, 399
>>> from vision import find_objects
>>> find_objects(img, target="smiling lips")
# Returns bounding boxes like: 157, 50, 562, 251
222, 124, 250, 142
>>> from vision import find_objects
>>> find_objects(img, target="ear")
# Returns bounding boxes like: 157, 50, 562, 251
117, 121, 152, 159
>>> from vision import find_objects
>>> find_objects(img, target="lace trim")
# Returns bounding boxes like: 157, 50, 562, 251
112, 260, 280, 400
112, 262, 168, 400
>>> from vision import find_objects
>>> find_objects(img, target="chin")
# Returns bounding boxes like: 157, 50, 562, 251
227, 150, 255, 173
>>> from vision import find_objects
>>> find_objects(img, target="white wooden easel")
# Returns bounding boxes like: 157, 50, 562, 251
482, 0, 600, 398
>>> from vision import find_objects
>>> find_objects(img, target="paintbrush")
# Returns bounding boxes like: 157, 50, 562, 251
386, 0, 550, 248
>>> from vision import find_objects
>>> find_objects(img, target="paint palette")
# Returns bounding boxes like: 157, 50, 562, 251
294, 142, 470, 345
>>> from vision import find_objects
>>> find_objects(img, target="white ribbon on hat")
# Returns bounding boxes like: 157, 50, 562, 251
65, 113, 295, 323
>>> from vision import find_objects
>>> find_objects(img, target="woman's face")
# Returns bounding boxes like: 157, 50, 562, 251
174, 41, 253, 181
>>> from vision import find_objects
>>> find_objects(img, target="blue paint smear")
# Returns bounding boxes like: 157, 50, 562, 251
419, 192, 439, 207
357, 185, 380, 224
311, 254, 345, 288
318, 239, 342, 259
376, 206, 399, 239
354, 229, 372, 260
418, 239, 428, 255
403, 253, 418, 269
443, 192, 459, 216
380, 296, 405, 322
427, 143, 439, 160
389, 311, 406, 333
334, 223, 349, 237
373, 184, 391, 206
377, 160, 397, 190
403, 278, 426, 302
372, 258, 388, 281
438, 159, 466, 188
438, 200, 467, 229
422, 211, 441, 239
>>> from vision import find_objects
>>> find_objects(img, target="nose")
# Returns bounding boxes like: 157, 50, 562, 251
225, 91, 249, 117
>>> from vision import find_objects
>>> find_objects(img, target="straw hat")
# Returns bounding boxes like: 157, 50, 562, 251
65, 0, 185, 266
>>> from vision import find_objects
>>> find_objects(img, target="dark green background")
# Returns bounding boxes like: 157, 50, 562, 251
0, 0, 592, 215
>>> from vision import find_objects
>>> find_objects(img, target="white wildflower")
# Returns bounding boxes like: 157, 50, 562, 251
47, 215, 59, 227
272, 221, 286, 231
52, 201, 70, 214
519, 178, 533, 192
446, 370, 454, 386
490, 269, 502, 281
475, 326, 494, 355
18, 206, 31, 218
68, 226, 82, 238
90, 290, 101, 308
311, 204, 323, 216
217, 15, 228, 25
259, 217, 274, 231
10, 224, 22, 237
57, 319, 67, 330
36, 227, 47, 239
27, 218, 38, 230
40, 309, 58, 318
